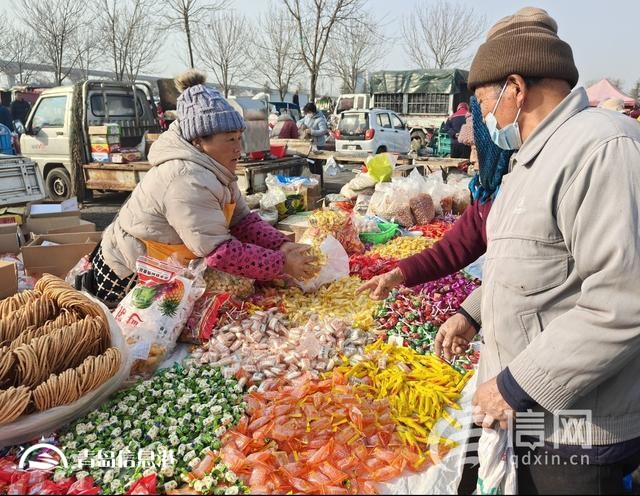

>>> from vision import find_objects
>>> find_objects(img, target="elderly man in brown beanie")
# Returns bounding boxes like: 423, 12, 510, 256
455, 6, 640, 494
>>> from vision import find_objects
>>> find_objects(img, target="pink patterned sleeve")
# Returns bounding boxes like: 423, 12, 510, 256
230, 212, 289, 250
205, 239, 285, 281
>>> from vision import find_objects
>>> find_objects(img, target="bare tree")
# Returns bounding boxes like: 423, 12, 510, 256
17, 0, 85, 85
194, 11, 252, 98
0, 28, 38, 85
252, 7, 301, 100
98, 0, 162, 81
328, 15, 387, 94
283, 0, 365, 101
631, 80, 640, 102
402, 0, 486, 69
70, 24, 102, 80
160, 0, 229, 69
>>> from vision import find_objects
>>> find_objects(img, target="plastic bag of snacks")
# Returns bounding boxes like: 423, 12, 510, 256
114, 256, 205, 377
301, 209, 364, 255
260, 174, 319, 219
180, 292, 246, 344
296, 235, 350, 293
202, 268, 254, 298
409, 193, 436, 225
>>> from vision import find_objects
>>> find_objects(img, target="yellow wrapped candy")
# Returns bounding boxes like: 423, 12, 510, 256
369, 236, 435, 259
282, 276, 379, 329
336, 340, 472, 451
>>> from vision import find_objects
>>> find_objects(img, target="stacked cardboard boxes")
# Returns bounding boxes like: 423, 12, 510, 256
90, 124, 121, 162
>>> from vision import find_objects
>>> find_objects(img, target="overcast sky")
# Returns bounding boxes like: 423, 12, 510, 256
2, 0, 638, 95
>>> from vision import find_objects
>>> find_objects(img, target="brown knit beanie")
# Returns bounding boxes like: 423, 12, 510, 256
468, 7, 579, 90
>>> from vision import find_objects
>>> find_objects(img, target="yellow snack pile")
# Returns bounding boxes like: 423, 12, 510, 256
337, 341, 472, 454
282, 276, 379, 329
309, 209, 348, 231
368, 236, 435, 259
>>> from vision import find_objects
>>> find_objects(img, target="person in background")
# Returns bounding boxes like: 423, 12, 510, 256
10, 91, 31, 125
443, 102, 471, 158
92, 70, 316, 303
457, 109, 477, 171
299, 102, 329, 148
0, 104, 13, 132
271, 110, 299, 139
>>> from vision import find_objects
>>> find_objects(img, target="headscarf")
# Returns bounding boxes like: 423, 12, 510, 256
468, 96, 515, 204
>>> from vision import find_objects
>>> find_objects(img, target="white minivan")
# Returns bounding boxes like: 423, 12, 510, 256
334, 108, 410, 155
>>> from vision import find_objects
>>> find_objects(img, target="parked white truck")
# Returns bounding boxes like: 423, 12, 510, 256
18, 79, 306, 202
332, 69, 472, 151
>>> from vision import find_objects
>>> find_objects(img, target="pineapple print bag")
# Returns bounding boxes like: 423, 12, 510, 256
113, 256, 206, 378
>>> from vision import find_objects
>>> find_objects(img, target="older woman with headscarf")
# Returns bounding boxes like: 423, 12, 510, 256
443, 102, 471, 158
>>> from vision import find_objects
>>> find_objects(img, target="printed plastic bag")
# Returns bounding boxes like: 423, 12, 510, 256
260, 174, 319, 218
475, 428, 517, 495
296, 235, 349, 292
366, 152, 398, 183
113, 256, 205, 378
181, 292, 244, 344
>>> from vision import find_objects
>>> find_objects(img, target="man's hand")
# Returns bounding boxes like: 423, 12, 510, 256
356, 267, 405, 300
472, 377, 514, 430
434, 313, 477, 360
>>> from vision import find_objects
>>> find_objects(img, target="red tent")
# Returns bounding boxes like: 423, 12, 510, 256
586, 79, 636, 108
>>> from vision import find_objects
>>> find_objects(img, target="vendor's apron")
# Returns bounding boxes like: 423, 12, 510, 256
142, 202, 237, 263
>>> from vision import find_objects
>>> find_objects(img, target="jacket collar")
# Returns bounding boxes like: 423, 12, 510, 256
512, 87, 589, 169
150, 120, 237, 186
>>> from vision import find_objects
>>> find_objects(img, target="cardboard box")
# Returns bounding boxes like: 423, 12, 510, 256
91, 152, 112, 163
23, 199, 85, 236
90, 135, 121, 145
88, 124, 121, 135
0, 261, 18, 299
276, 213, 312, 242
118, 148, 143, 163
91, 143, 121, 153
47, 219, 96, 235
0, 223, 24, 254
306, 174, 322, 211
22, 232, 102, 278
26, 199, 79, 218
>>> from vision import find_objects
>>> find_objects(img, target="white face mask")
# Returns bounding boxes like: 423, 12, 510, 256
484, 82, 522, 150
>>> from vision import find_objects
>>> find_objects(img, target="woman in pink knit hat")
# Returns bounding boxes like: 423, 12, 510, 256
90, 70, 316, 303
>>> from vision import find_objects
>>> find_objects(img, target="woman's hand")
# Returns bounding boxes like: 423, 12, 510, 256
282, 246, 317, 280
434, 313, 477, 360
280, 242, 310, 255
356, 267, 405, 300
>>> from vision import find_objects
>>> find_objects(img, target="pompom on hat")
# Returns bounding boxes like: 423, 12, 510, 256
468, 7, 579, 91
175, 69, 245, 142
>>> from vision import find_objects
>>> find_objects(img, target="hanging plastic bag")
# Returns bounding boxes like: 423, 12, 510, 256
475, 428, 518, 495
296, 235, 349, 292
366, 152, 398, 183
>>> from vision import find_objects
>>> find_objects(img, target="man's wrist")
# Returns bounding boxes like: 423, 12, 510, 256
456, 308, 481, 333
